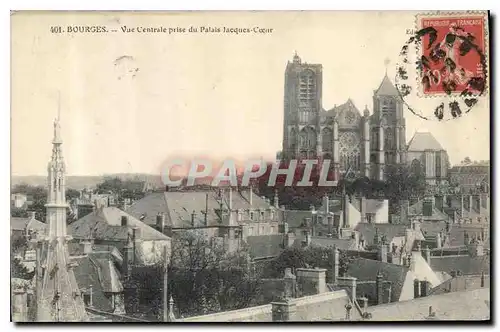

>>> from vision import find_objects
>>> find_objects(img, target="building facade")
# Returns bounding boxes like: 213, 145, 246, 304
281, 53, 406, 180
406, 132, 449, 185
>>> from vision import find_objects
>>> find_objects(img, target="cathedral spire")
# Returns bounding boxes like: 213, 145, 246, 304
37, 101, 88, 322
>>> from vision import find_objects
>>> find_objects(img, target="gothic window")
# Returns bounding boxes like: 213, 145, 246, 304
289, 128, 297, 151
299, 127, 317, 150
322, 128, 333, 152
339, 132, 361, 171
385, 129, 393, 150
299, 70, 316, 103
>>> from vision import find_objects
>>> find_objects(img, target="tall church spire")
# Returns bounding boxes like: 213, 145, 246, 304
37, 106, 88, 322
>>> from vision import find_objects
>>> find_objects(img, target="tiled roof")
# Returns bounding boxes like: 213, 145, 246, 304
407, 132, 444, 151
430, 254, 490, 276
374, 74, 400, 96
11, 217, 46, 232
366, 288, 490, 321
68, 207, 170, 242
245, 234, 284, 259
347, 258, 410, 303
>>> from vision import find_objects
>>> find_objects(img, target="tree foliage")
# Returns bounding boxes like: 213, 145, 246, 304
96, 177, 146, 201
268, 246, 354, 279
169, 231, 261, 317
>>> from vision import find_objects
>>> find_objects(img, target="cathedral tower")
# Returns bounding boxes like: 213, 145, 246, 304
370, 74, 406, 180
37, 117, 88, 321
282, 53, 323, 160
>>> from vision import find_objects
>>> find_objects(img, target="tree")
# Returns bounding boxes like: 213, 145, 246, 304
169, 231, 261, 317
96, 177, 146, 201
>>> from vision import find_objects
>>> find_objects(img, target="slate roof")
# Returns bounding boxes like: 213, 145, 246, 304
324, 99, 362, 124
407, 132, 444, 151
374, 74, 400, 96
408, 201, 450, 221
72, 252, 124, 313
429, 274, 490, 296
351, 198, 387, 214
430, 254, 490, 276
10, 217, 46, 232
127, 189, 272, 228
245, 234, 284, 259
420, 220, 449, 237
366, 288, 490, 321
354, 223, 408, 244
68, 206, 170, 242
309, 237, 358, 250
347, 258, 410, 303
283, 210, 314, 228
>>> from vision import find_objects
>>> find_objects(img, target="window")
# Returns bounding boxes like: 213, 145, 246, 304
260, 211, 265, 219
250, 211, 254, 220
270, 210, 275, 220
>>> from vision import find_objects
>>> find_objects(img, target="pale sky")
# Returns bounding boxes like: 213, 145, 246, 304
11, 11, 490, 176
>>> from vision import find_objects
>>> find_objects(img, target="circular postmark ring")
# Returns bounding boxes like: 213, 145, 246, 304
395, 13, 488, 122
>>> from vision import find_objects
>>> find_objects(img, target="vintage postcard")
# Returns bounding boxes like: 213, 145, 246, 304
10, 11, 490, 322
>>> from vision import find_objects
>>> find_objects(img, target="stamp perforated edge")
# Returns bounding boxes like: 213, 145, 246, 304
413, 10, 489, 98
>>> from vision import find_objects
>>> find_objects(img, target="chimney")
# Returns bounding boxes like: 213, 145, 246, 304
413, 279, 420, 298
274, 190, 279, 208
378, 244, 388, 263
191, 210, 196, 227
304, 231, 312, 247
360, 197, 367, 222
376, 272, 384, 304
249, 187, 253, 206
469, 195, 474, 212
327, 215, 334, 235
328, 245, 339, 284
284, 231, 295, 248
460, 195, 465, 217
337, 276, 357, 303
422, 246, 431, 264
12, 289, 28, 322
165, 185, 169, 192
434, 195, 444, 212
29, 211, 36, 220
156, 213, 165, 233
419, 280, 429, 297
399, 199, 409, 224
121, 215, 128, 227
81, 240, 93, 255
422, 197, 434, 217
229, 187, 233, 211
296, 268, 327, 295
436, 232, 442, 249
122, 243, 133, 278
283, 268, 297, 299
343, 195, 350, 228
271, 299, 296, 322
323, 194, 329, 214
132, 226, 141, 243
162, 244, 169, 322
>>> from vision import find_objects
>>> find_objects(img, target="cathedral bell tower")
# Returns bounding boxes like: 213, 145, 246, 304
371, 73, 406, 180
37, 116, 88, 322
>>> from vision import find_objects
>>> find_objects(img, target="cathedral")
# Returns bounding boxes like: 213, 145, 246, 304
281, 53, 408, 181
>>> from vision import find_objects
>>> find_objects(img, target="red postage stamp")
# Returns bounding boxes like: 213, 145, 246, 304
417, 13, 487, 96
